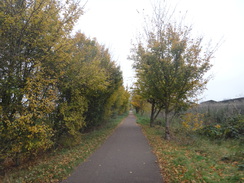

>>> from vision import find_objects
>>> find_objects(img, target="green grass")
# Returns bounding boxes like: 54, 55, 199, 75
135, 113, 244, 183
1, 113, 128, 183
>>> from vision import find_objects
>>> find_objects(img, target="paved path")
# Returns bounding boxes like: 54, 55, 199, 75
62, 112, 163, 183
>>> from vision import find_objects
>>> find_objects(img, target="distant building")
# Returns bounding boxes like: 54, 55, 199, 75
200, 100, 217, 105
201, 97, 244, 105
199, 97, 244, 115
220, 97, 244, 104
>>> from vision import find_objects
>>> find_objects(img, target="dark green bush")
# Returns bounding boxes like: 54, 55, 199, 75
198, 125, 221, 139
198, 115, 244, 139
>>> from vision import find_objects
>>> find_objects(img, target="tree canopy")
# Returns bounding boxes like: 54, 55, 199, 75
0, 0, 129, 166
130, 4, 215, 140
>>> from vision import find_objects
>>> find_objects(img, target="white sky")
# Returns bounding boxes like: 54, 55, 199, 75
75, 0, 244, 102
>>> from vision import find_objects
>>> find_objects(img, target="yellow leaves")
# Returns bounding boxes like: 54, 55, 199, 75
215, 124, 221, 129
131, 10, 214, 120
131, 94, 143, 108
1, 0, 127, 171
103, 85, 130, 118
11, 144, 22, 153
181, 113, 204, 131
78, 61, 109, 92
1, 115, 54, 158
23, 73, 57, 119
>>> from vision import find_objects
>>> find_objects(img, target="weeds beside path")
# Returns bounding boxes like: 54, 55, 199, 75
1, 113, 128, 183
136, 114, 244, 183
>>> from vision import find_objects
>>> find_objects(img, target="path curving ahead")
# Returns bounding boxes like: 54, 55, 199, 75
62, 112, 163, 183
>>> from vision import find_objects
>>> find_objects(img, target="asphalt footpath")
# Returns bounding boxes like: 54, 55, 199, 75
62, 112, 163, 183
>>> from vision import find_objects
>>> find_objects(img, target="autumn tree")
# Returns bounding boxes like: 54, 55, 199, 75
107, 85, 130, 116
130, 3, 215, 140
54, 33, 109, 144
131, 92, 148, 115
84, 46, 124, 128
0, 0, 82, 164
0, 0, 129, 167
54, 32, 129, 144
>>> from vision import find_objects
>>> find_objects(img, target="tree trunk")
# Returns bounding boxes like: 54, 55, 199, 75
150, 101, 155, 127
135, 107, 139, 114
164, 109, 170, 140
15, 152, 20, 166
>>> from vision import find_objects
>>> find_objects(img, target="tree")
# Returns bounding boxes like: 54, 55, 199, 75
131, 92, 148, 115
130, 3, 215, 140
110, 85, 130, 115
84, 46, 124, 127
0, 0, 82, 164
54, 33, 109, 144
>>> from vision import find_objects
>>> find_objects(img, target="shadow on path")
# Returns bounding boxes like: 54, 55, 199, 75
62, 112, 163, 183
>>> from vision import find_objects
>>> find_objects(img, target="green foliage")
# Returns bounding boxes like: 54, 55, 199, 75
138, 114, 244, 182
54, 33, 109, 143
107, 85, 130, 116
83, 47, 128, 129
134, 113, 150, 125
198, 125, 223, 139
2, 114, 127, 182
198, 115, 244, 140
0, 0, 129, 169
130, 5, 214, 139
131, 93, 149, 115
0, 0, 82, 165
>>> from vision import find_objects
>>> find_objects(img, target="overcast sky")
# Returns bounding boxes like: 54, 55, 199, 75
75, 0, 244, 102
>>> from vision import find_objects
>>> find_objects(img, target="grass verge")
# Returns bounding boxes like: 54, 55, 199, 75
135, 114, 244, 183
1, 113, 128, 183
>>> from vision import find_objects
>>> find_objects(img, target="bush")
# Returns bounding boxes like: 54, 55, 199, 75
197, 125, 223, 139
181, 113, 204, 131
198, 116, 244, 139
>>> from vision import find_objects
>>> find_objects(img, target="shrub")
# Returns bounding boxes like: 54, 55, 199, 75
181, 113, 204, 131
197, 125, 223, 139
198, 115, 244, 140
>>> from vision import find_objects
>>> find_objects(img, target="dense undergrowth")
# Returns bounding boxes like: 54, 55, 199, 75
1, 113, 128, 183
136, 114, 244, 183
